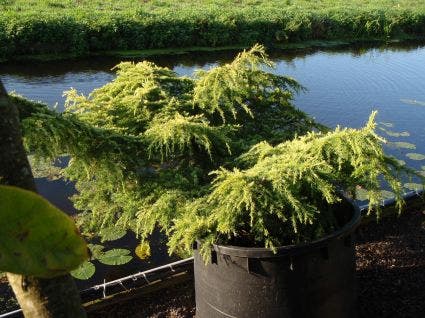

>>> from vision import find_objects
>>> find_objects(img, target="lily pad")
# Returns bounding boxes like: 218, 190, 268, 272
355, 188, 395, 201
28, 155, 62, 180
417, 171, 425, 177
406, 153, 425, 161
388, 156, 405, 166
394, 159, 406, 166
379, 128, 410, 138
421, 166, 425, 171
403, 183, 424, 191
355, 188, 369, 201
71, 261, 95, 280
87, 244, 105, 260
97, 249, 133, 265
379, 121, 393, 128
99, 227, 127, 242
380, 190, 395, 200
400, 99, 425, 107
387, 142, 416, 150
0, 185, 88, 278
135, 242, 151, 260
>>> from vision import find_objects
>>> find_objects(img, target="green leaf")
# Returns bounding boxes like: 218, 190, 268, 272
404, 183, 424, 191
387, 141, 416, 150
0, 185, 88, 278
355, 187, 369, 201
356, 188, 394, 201
379, 121, 393, 128
97, 249, 133, 265
380, 190, 395, 200
400, 99, 425, 107
87, 244, 105, 260
379, 127, 410, 137
99, 227, 127, 242
27, 155, 62, 180
71, 261, 95, 280
406, 153, 425, 161
135, 241, 151, 260
394, 159, 406, 166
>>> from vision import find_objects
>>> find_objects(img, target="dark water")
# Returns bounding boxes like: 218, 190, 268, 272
1, 42, 425, 293
2, 43, 425, 147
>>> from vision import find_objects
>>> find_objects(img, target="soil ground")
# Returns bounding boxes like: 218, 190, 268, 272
89, 206, 425, 318
1, 206, 423, 317
356, 207, 425, 317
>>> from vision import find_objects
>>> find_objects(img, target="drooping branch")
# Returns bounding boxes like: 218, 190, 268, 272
13, 96, 148, 170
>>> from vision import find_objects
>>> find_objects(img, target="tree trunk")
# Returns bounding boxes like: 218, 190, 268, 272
0, 80, 86, 318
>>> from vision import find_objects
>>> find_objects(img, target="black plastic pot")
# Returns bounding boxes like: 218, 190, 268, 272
194, 198, 361, 318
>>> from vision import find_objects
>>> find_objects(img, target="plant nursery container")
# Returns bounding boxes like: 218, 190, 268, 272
194, 198, 361, 318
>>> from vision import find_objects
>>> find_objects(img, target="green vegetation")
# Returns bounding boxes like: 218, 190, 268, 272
70, 261, 95, 280
0, 185, 87, 278
16, 45, 420, 261
71, 239, 136, 280
1, 0, 425, 61
406, 152, 425, 160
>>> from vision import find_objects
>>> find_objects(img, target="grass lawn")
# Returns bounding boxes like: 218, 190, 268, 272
2, 1, 425, 13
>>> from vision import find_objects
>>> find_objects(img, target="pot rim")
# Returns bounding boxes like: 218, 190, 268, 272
207, 197, 361, 258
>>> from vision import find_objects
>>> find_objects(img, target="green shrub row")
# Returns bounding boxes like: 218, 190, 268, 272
1, 6, 425, 60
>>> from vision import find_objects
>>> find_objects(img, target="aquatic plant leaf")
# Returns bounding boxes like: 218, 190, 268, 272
99, 227, 127, 242
379, 121, 393, 128
28, 155, 62, 180
421, 166, 425, 171
387, 156, 405, 166
395, 159, 406, 166
87, 244, 105, 260
380, 190, 395, 200
355, 188, 394, 201
71, 261, 95, 280
355, 187, 369, 201
378, 127, 410, 137
406, 153, 425, 161
97, 249, 132, 265
403, 183, 424, 191
400, 99, 425, 107
135, 241, 151, 260
0, 185, 88, 278
387, 141, 416, 150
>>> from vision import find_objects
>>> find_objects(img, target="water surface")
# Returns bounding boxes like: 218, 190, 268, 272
2, 43, 424, 138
